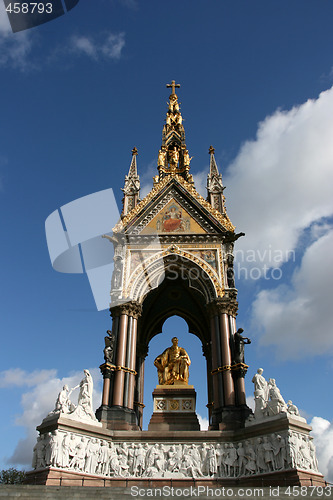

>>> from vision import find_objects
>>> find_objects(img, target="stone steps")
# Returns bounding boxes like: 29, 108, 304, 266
0, 486, 126, 499
1, 485, 332, 499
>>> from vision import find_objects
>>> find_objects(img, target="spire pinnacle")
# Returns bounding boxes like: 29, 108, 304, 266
207, 146, 225, 213
155, 81, 194, 185
208, 145, 219, 176
166, 80, 180, 96
122, 147, 140, 216
128, 146, 138, 177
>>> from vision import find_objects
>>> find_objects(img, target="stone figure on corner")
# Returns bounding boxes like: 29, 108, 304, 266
103, 330, 115, 364
233, 328, 251, 364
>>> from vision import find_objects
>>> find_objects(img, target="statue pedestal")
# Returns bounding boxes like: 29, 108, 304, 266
148, 383, 200, 431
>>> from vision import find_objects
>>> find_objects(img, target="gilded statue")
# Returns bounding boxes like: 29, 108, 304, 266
154, 337, 191, 385
169, 146, 179, 167
158, 148, 166, 167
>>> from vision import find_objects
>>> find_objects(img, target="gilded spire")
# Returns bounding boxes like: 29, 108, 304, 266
122, 146, 140, 216
207, 146, 225, 213
155, 81, 193, 185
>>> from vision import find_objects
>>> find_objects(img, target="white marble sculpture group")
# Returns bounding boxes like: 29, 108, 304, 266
47, 370, 98, 424
32, 429, 318, 478
251, 368, 303, 420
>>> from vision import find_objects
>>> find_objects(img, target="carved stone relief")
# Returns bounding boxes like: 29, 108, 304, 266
32, 429, 319, 478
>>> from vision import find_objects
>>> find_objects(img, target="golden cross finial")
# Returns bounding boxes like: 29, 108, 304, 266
209, 145, 215, 155
166, 80, 180, 95
132, 147, 138, 156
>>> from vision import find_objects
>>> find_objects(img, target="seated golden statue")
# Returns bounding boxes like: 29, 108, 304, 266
154, 337, 191, 385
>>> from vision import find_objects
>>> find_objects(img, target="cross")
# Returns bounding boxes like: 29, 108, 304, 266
166, 80, 180, 95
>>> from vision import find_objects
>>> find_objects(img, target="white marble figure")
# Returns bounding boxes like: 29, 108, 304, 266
267, 378, 287, 415
49, 385, 76, 416
67, 369, 97, 423
287, 400, 300, 416
251, 370, 304, 421
252, 368, 268, 417
244, 440, 256, 475
225, 443, 238, 477
46, 370, 99, 425
255, 437, 267, 474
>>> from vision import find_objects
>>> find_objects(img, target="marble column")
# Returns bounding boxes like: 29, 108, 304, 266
135, 344, 147, 430
127, 317, 138, 410
112, 312, 128, 407
97, 301, 142, 429
219, 312, 235, 406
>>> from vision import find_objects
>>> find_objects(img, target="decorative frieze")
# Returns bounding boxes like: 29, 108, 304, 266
32, 428, 319, 479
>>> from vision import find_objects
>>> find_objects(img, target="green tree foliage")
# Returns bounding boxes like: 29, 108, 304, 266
0, 468, 26, 484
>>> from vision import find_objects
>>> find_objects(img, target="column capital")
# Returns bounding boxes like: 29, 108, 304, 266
231, 363, 249, 378
99, 363, 115, 379
207, 297, 238, 317
136, 342, 149, 358
110, 300, 142, 319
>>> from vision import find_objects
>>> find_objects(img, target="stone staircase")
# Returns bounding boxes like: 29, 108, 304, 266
1, 485, 333, 499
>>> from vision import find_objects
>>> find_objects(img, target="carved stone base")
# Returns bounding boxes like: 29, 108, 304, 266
28, 413, 325, 487
148, 385, 200, 431
95, 405, 139, 431
26, 466, 326, 488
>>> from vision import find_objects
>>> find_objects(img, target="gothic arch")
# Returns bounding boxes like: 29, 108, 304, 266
128, 250, 222, 305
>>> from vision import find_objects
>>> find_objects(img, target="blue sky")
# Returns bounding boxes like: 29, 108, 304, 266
1, 0, 333, 480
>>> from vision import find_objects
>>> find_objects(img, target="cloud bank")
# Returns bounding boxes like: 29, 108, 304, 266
222, 86, 333, 358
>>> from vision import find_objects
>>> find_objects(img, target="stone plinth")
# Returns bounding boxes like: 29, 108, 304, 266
27, 412, 324, 487
148, 384, 200, 431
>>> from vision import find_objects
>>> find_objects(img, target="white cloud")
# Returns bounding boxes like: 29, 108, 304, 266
7, 368, 102, 467
209, 86, 333, 359
192, 169, 207, 198
198, 414, 209, 430
101, 33, 125, 60
246, 395, 255, 412
139, 159, 156, 199
225, 86, 333, 270
311, 416, 333, 482
251, 228, 333, 358
0, 368, 57, 388
71, 36, 97, 59
0, 2, 34, 71
70, 32, 125, 61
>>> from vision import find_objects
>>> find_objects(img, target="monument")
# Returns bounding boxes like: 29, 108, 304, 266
26, 81, 325, 487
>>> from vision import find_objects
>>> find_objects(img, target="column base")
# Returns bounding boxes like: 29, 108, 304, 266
209, 405, 252, 430
95, 405, 139, 430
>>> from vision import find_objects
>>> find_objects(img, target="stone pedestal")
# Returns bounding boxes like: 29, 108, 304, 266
148, 383, 200, 431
